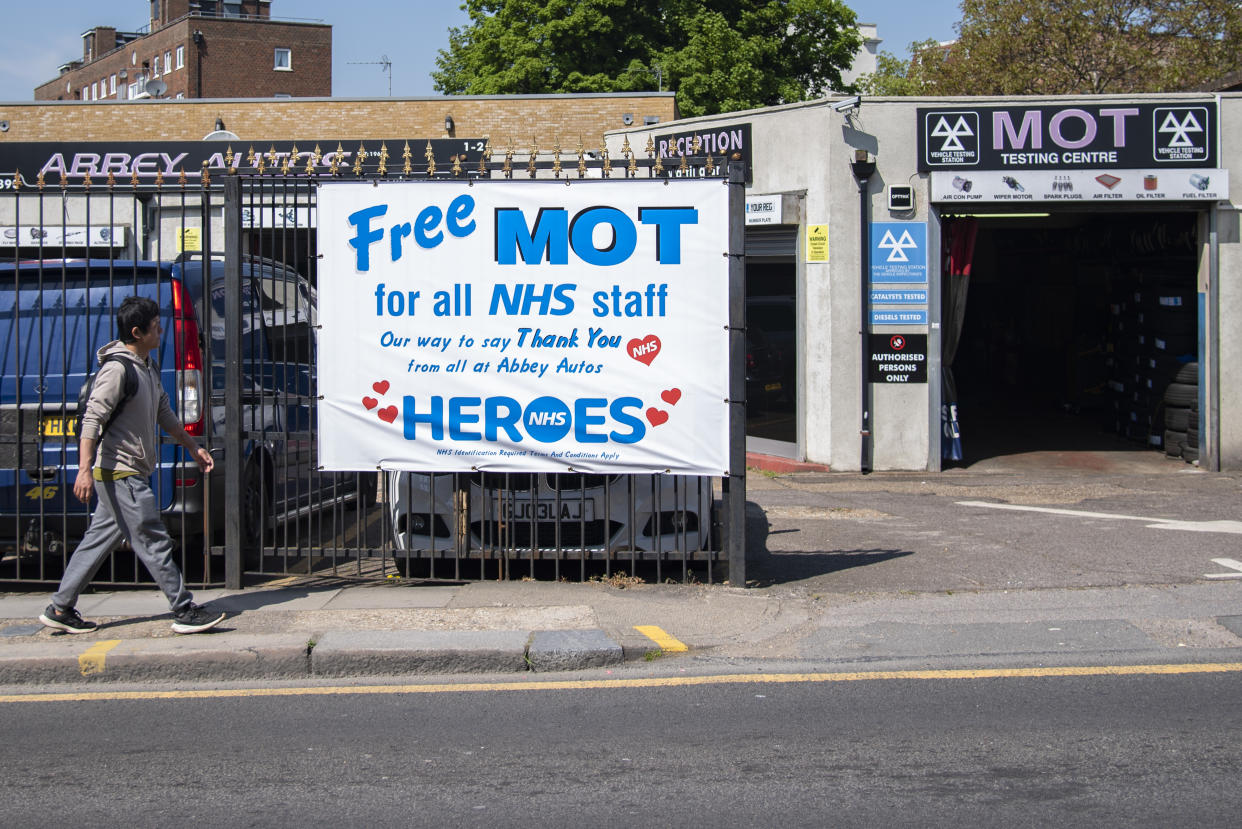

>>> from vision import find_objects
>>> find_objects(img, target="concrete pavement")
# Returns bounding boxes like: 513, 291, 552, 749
2, 457, 1241, 685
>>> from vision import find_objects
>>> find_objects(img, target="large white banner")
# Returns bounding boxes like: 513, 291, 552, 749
317, 180, 730, 475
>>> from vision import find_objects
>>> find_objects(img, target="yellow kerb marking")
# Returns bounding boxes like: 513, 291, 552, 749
633, 625, 688, 652
78, 640, 121, 677
2, 662, 1240, 705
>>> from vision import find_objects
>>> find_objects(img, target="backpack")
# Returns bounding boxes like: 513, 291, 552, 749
74, 354, 139, 442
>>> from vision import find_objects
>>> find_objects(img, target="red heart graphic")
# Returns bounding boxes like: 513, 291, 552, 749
660, 388, 681, 406
378, 406, 398, 423
372, 380, 390, 395
645, 407, 669, 427
627, 335, 661, 366
362, 396, 378, 410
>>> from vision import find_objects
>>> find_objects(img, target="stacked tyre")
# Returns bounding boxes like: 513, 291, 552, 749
1163, 362, 1199, 463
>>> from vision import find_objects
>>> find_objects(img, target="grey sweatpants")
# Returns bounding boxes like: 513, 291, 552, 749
52, 476, 192, 614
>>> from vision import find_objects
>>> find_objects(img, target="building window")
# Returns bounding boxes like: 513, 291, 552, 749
132, 51, 138, 66
110, 74, 117, 94
91, 82, 98, 100
274, 48, 292, 70
153, 55, 160, 77
165, 51, 172, 72
176, 45, 185, 69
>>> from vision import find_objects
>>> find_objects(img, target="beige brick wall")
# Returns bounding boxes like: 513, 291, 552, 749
0, 95, 678, 147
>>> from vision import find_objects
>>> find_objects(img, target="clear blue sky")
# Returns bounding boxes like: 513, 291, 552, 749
1, 1, 964, 102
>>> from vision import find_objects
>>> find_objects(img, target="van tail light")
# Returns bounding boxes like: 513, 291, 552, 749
170, 278, 206, 436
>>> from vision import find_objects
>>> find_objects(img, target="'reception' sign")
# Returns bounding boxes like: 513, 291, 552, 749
316, 180, 730, 475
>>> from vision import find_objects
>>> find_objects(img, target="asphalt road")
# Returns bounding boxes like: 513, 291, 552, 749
4, 666, 1240, 827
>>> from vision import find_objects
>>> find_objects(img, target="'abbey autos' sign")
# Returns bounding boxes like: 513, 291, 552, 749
918, 103, 1218, 170
316, 180, 730, 475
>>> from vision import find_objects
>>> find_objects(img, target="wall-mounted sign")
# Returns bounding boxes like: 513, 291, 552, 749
918, 103, 1218, 171
653, 122, 752, 182
871, 309, 928, 326
745, 194, 781, 225
316, 179, 730, 476
806, 224, 829, 262
868, 333, 927, 383
871, 289, 928, 305
888, 185, 915, 211
0, 139, 487, 184
0, 225, 124, 248
177, 228, 201, 252
930, 168, 1228, 203
870, 222, 927, 283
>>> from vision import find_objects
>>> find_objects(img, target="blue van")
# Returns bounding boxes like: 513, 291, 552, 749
0, 257, 368, 568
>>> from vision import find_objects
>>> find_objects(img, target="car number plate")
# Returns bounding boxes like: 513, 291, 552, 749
40, 416, 77, 438
495, 499, 594, 522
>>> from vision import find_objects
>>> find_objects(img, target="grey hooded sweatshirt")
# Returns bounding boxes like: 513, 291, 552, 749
80, 341, 183, 477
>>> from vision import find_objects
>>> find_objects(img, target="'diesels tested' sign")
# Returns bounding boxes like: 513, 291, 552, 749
316, 180, 730, 475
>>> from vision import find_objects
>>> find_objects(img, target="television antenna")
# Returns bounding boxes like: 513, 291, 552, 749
348, 55, 392, 96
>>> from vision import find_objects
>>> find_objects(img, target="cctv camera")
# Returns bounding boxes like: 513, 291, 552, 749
832, 96, 861, 112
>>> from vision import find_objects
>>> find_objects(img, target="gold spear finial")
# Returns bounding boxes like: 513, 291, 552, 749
502, 140, 513, 178
452, 152, 463, 177
402, 141, 413, 176
106, 170, 116, 189
353, 143, 367, 177
624, 136, 637, 178
200, 160, 211, 188
178, 167, 188, 188
154, 169, 164, 188
282, 144, 296, 176
225, 145, 235, 170
527, 137, 538, 178
692, 135, 702, 155
479, 137, 492, 176
644, 136, 655, 158
129, 166, 139, 187
246, 146, 257, 168
552, 137, 562, 178
678, 146, 688, 174
654, 152, 664, 177
256, 148, 266, 175
424, 140, 436, 177
377, 143, 389, 176
600, 138, 611, 178
82, 171, 92, 191
13, 171, 23, 191
577, 137, 586, 178
705, 147, 714, 174
330, 143, 344, 175
306, 144, 320, 176
268, 145, 280, 167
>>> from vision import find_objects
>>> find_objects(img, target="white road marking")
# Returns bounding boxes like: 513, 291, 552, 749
956, 501, 1242, 534
1205, 558, 1242, 580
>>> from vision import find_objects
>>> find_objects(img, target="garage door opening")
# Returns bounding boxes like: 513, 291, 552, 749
943, 210, 1202, 466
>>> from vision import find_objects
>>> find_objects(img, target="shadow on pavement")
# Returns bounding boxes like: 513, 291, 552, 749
744, 499, 913, 586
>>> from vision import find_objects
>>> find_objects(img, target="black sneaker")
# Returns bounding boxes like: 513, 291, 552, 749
171, 603, 226, 634
38, 604, 98, 634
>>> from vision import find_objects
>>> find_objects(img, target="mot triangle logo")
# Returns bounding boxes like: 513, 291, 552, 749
1158, 110, 1203, 148
930, 115, 975, 152
877, 229, 918, 263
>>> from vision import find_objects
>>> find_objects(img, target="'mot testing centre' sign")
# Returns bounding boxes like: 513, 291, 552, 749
316, 181, 730, 475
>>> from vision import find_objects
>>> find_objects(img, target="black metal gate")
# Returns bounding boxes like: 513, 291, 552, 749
2, 146, 745, 588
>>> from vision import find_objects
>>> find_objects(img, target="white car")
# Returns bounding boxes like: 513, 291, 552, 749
387, 472, 717, 558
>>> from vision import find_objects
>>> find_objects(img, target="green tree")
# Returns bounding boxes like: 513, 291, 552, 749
433, 0, 863, 117
857, 39, 944, 96
861, 0, 1242, 96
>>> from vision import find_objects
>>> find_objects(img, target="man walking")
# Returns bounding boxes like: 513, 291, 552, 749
39, 296, 225, 635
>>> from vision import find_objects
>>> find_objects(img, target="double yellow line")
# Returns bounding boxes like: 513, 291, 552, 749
2, 661, 1239, 704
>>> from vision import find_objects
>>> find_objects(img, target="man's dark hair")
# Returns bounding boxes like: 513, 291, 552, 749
117, 296, 160, 344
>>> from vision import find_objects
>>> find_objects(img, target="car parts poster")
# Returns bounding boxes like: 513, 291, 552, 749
316, 180, 730, 475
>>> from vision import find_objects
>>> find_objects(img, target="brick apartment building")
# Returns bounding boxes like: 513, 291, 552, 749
34, 0, 330, 102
